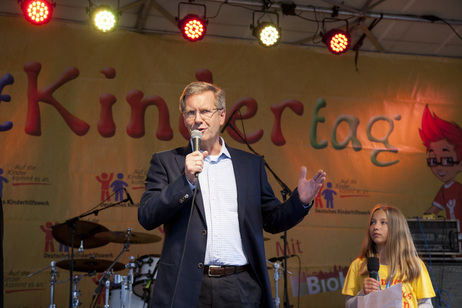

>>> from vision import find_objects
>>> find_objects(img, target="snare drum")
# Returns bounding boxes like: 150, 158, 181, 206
133, 254, 160, 298
110, 275, 147, 308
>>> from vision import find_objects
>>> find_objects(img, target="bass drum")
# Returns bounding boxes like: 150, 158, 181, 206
133, 254, 160, 298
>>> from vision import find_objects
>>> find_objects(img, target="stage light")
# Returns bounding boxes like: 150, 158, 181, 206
20, 0, 55, 25
87, 2, 119, 33
177, 2, 208, 42
250, 11, 281, 48
323, 29, 350, 54
178, 14, 207, 42
321, 19, 351, 55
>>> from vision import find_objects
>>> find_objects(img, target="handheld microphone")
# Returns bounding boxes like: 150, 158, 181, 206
124, 188, 134, 205
367, 257, 380, 281
220, 108, 239, 133
191, 130, 202, 152
191, 130, 203, 178
268, 255, 296, 262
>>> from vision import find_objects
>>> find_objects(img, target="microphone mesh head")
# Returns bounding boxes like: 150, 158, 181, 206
367, 257, 380, 272
191, 130, 202, 140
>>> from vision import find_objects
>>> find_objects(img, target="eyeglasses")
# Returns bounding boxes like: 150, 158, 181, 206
183, 108, 223, 120
427, 157, 460, 167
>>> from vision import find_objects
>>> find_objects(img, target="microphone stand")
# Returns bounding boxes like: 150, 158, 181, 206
52, 187, 131, 308
226, 123, 293, 308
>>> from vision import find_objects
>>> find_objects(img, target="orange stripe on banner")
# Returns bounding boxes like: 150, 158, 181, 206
5, 288, 46, 293
12, 183, 52, 186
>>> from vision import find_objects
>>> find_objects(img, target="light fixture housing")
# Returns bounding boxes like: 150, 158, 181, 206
251, 11, 281, 48
322, 19, 351, 54
177, 2, 208, 42
323, 29, 351, 54
178, 14, 207, 42
87, 2, 119, 33
20, 0, 55, 25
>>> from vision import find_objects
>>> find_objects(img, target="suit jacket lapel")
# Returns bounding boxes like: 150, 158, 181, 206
228, 147, 247, 227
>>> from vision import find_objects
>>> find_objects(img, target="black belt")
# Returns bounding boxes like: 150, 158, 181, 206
203, 265, 249, 277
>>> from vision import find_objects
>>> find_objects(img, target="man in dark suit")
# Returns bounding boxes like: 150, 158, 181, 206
138, 82, 326, 307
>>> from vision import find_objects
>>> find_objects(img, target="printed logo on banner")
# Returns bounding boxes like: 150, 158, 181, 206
314, 178, 371, 216
40, 222, 69, 253
1, 164, 51, 206
289, 266, 349, 297
96, 171, 137, 206
321, 182, 337, 209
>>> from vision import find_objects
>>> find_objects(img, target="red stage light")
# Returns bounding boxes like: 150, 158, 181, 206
178, 14, 207, 42
21, 0, 54, 25
323, 29, 351, 54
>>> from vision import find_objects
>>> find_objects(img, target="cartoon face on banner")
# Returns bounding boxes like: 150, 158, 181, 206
419, 104, 462, 227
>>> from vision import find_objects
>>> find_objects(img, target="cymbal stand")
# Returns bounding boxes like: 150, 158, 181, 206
72, 275, 83, 307
267, 260, 292, 308
27, 243, 84, 308
49, 261, 58, 308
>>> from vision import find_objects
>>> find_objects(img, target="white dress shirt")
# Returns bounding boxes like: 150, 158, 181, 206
190, 138, 248, 266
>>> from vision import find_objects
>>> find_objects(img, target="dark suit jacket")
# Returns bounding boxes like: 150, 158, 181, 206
138, 143, 312, 307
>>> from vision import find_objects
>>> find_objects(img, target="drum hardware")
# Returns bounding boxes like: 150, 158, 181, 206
108, 258, 147, 308
267, 259, 292, 308
97, 226, 160, 308
133, 254, 160, 300
27, 241, 84, 308
52, 187, 133, 306
104, 278, 111, 308
71, 274, 83, 307
98, 228, 137, 308
46, 189, 160, 308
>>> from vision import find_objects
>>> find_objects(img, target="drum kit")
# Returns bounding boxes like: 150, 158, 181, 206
29, 219, 291, 308
28, 221, 162, 308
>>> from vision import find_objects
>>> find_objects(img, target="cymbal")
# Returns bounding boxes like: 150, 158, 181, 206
56, 258, 125, 272
52, 221, 110, 249
95, 231, 162, 244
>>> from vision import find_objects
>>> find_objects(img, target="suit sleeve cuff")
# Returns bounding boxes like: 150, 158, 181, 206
186, 175, 196, 191
302, 200, 314, 209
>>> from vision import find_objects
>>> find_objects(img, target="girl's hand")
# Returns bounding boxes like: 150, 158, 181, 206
362, 277, 380, 295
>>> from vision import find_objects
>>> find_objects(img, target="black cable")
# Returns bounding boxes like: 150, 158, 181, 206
225, 109, 293, 308
421, 15, 462, 40
170, 183, 199, 308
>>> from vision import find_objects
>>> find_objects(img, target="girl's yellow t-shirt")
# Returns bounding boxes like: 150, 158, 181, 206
342, 258, 436, 308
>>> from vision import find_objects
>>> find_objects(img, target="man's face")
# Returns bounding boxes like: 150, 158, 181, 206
183, 91, 225, 150
428, 139, 462, 183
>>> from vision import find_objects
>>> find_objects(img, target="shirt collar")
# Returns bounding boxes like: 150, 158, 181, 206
205, 137, 231, 162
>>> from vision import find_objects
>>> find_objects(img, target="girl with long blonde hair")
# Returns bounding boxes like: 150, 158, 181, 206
342, 204, 435, 307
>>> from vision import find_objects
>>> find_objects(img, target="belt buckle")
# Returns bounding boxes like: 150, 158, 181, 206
208, 265, 222, 277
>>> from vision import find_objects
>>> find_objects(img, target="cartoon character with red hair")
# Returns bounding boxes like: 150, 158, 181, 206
419, 105, 462, 228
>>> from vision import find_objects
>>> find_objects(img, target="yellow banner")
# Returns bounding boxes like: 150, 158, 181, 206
1, 16, 461, 307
